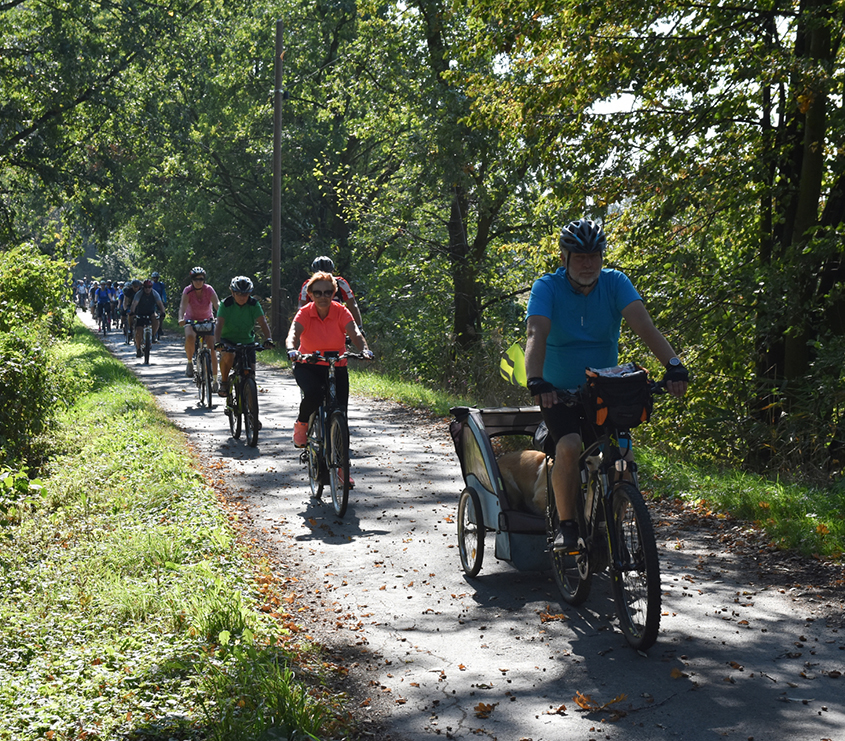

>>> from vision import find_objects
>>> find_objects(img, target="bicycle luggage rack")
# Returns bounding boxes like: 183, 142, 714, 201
449, 406, 548, 572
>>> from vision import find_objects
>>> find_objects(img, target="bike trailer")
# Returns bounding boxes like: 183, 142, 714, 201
449, 406, 548, 571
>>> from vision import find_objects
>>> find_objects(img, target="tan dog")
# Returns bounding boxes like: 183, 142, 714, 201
497, 450, 548, 516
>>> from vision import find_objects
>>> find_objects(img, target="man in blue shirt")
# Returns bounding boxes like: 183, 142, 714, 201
525, 219, 689, 552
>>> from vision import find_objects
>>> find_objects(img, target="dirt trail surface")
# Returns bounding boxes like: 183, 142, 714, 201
84, 313, 845, 741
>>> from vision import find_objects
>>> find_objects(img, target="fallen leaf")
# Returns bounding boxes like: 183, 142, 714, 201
474, 702, 497, 718
573, 691, 627, 712
540, 604, 568, 622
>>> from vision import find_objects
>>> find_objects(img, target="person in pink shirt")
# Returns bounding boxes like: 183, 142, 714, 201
286, 271, 372, 462
178, 266, 220, 385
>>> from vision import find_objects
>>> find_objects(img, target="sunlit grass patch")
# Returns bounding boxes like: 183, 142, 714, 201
638, 448, 845, 559
350, 368, 465, 417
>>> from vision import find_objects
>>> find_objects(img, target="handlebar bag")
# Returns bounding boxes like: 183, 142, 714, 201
193, 320, 215, 335
585, 363, 652, 429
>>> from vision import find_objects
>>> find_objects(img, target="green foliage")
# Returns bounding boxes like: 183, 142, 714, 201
0, 325, 340, 740
0, 244, 78, 465
4, 0, 845, 482
200, 632, 326, 741
0, 468, 44, 526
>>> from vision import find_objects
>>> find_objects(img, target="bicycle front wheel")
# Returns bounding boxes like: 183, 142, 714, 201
200, 351, 213, 408
549, 464, 593, 606
243, 376, 259, 447
328, 410, 350, 517
306, 412, 323, 499
143, 328, 151, 364
227, 378, 241, 439
609, 482, 661, 651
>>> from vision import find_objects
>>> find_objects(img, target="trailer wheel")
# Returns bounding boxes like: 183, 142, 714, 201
457, 488, 485, 577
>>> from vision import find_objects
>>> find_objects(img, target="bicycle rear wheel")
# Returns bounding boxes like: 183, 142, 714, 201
200, 351, 213, 408
609, 481, 661, 651
328, 410, 350, 517
227, 379, 242, 439
306, 412, 323, 499
243, 376, 259, 447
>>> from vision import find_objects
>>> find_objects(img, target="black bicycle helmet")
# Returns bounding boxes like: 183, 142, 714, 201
559, 219, 606, 254
311, 255, 334, 273
230, 275, 253, 293
189, 266, 206, 278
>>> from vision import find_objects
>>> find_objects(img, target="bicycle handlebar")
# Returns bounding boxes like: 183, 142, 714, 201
216, 340, 269, 352
296, 350, 371, 364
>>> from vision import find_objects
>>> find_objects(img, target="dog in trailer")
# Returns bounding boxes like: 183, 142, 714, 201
496, 450, 548, 516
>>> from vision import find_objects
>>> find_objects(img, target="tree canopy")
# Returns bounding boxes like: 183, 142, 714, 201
2, 0, 844, 479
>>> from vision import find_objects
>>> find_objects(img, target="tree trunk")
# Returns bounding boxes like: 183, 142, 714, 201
448, 185, 481, 351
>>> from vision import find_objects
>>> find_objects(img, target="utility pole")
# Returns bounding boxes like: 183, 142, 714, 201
271, 19, 284, 344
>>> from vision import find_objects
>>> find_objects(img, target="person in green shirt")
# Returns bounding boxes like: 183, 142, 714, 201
214, 276, 274, 397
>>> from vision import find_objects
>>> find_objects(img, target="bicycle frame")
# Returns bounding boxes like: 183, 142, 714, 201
299, 350, 362, 516
135, 314, 154, 364
547, 379, 666, 650
220, 340, 264, 446
574, 430, 635, 571
186, 320, 216, 408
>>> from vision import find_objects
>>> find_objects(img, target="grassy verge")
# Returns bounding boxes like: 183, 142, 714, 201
263, 349, 844, 561
259, 352, 467, 419
638, 448, 845, 560
0, 325, 346, 741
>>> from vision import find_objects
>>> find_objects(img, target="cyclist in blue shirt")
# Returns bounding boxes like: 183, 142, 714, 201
94, 282, 112, 327
151, 272, 167, 340
525, 219, 689, 553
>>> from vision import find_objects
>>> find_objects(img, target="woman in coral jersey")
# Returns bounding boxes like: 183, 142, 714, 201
286, 271, 372, 454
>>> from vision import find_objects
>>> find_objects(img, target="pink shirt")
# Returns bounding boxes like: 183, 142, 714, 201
181, 284, 218, 321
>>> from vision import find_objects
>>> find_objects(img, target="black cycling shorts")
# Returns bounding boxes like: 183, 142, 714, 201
540, 399, 597, 448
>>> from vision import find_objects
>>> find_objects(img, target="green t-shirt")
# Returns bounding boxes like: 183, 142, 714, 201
217, 296, 264, 344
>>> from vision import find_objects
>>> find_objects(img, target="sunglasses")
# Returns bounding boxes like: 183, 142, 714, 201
192, 276, 205, 281
310, 289, 333, 297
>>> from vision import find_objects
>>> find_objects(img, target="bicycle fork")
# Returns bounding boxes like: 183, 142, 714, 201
602, 458, 642, 573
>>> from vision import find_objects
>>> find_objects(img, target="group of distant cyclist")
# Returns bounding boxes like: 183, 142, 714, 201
73, 256, 374, 464
73, 274, 168, 355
